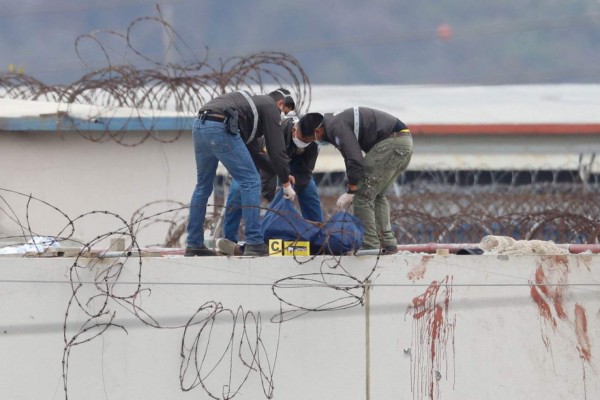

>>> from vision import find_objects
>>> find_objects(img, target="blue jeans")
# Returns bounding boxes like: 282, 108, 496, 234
186, 118, 262, 248
288, 176, 323, 222
223, 179, 244, 243
223, 176, 323, 243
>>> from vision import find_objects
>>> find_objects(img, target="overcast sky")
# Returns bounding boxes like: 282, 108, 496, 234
1, 0, 600, 85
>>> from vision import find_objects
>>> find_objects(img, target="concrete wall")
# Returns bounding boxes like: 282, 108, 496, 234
0, 131, 197, 247
0, 130, 342, 247
1, 253, 598, 399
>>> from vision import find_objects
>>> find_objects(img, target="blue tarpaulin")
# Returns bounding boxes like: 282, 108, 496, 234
261, 196, 364, 255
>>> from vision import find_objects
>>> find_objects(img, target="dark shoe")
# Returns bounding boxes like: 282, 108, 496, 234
216, 238, 244, 256
383, 244, 399, 254
243, 243, 269, 256
184, 246, 217, 257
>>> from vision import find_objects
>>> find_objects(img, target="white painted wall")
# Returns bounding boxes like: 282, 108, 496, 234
0, 253, 598, 399
0, 131, 197, 247
2, 129, 598, 250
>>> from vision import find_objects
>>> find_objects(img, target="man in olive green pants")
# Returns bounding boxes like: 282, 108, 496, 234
354, 132, 412, 251
295, 108, 413, 253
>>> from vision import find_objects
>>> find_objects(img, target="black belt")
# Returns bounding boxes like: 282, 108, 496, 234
199, 111, 226, 123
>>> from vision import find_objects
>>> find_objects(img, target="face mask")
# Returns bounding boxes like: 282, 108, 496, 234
313, 120, 326, 145
293, 136, 310, 149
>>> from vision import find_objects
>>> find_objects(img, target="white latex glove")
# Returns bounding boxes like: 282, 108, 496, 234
282, 184, 297, 201
336, 193, 355, 210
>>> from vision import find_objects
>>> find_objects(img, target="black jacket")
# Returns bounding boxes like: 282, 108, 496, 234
259, 116, 319, 190
282, 117, 318, 189
322, 107, 407, 185
198, 91, 290, 184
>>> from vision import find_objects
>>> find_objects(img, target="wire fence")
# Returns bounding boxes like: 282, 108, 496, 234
0, 6, 311, 147
179, 169, 592, 247
1, 8, 598, 247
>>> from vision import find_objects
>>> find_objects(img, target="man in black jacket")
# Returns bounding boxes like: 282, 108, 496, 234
295, 108, 413, 253
186, 90, 296, 256
222, 115, 323, 244
260, 115, 321, 221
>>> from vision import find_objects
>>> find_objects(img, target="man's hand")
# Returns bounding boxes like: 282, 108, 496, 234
336, 193, 355, 210
282, 182, 296, 201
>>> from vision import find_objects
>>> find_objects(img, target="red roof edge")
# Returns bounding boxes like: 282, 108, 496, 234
410, 124, 600, 135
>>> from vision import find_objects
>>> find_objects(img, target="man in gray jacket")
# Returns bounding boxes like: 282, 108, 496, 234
295, 108, 413, 253
186, 90, 296, 257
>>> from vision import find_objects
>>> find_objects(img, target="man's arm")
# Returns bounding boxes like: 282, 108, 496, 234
246, 140, 275, 174
260, 106, 291, 184
335, 129, 364, 190
292, 144, 319, 189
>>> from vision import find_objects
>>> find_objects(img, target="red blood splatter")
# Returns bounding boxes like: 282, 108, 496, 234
530, 257, 588, 368
408, 276, 455, 400
576, 255, 593, 272
574, 304, 592, 362
530, 285, 556, 327
430, 304, 443, 356
546, 255, 569, 271
535, 267, 551, 296
412, 281, 440, 319
532, 263, 568, 321
408, 255, 433, 281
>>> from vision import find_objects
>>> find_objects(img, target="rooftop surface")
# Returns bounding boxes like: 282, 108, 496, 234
1, 84, 600, 133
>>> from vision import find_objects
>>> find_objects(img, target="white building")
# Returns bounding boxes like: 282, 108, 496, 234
1, 84, 599, 245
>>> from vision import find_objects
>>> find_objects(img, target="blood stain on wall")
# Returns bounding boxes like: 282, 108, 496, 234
530, 256, 570, 322
574, 303, 592, 362
406, 275, 456, 400
529, 256, 595, 392
407, 255, 433, 281
529, 256, 571, 351
575, 254, 593, 272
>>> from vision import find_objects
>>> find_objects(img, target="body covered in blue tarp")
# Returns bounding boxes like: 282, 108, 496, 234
260, 196, 364, 255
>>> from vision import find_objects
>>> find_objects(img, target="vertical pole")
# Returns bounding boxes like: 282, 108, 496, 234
365, 279, 371, 400
160, 4, 175, 66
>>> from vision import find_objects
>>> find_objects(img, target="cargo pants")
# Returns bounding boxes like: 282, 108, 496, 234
353, 133, 413, 249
